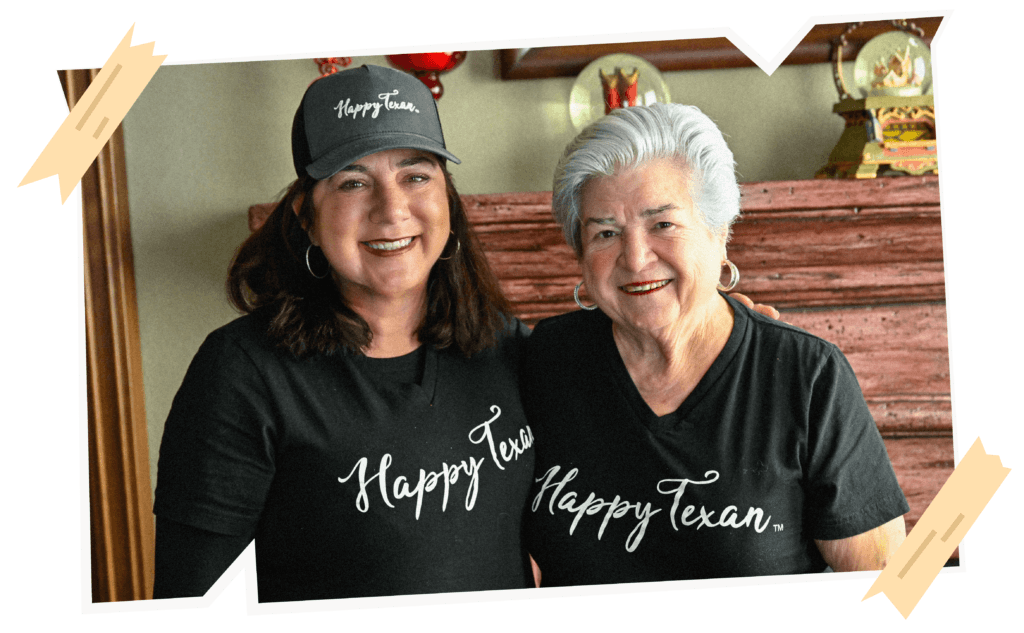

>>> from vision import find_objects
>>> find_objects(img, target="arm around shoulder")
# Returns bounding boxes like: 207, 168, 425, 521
728, 292, 781, 321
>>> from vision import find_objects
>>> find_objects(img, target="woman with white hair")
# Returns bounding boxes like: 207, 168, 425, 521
522, 103, 908, 585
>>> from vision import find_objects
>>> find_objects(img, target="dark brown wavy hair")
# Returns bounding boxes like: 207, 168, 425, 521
227, 166, 513, 358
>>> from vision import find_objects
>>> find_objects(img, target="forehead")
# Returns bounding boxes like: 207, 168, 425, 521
579, 159, 694, 219
327, 147, 440, 177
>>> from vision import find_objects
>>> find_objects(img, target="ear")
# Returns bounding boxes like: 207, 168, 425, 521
716, 224, 730, 250
716, 229, 729, 263
291, 192, 319, 246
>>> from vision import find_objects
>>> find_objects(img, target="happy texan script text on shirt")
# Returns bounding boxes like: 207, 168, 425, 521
532, 466, 772, 552
337, 405, 533, 519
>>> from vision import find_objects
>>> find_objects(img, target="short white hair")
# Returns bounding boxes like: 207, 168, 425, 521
552, 103, 740, 256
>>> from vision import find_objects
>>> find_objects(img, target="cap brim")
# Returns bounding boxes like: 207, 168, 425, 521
305, 132, 461, 180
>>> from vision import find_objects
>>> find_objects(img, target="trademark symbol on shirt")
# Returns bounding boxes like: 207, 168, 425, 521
774, 523, 784, 532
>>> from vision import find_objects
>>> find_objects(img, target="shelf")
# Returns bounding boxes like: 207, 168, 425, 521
499, 17, 943, 79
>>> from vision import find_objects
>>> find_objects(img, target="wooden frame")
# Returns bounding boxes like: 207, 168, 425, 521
499, 17, 943, 79
66, 68, 156, 602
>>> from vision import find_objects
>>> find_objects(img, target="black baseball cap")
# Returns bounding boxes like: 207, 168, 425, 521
292, 64, 460, 180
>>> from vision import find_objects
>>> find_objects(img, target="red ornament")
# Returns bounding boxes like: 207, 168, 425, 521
314, 57, 352, 77
599, 67, 640, 115
386, 52, 467, 100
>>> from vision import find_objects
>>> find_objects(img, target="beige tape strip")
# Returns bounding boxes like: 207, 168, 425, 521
20, 25, 165, 203
864, 437, 1010, 618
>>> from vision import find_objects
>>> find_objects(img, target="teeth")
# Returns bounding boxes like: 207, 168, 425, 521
366, 237, 413, 251
623, 280, 670, 293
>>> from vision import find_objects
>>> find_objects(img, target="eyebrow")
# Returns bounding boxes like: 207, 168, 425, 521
583, 204, 677, 225
340, 153, 439, 173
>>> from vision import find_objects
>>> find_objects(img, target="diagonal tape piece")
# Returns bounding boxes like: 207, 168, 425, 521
863, 437, 1010, 618
19, 24, 166, 203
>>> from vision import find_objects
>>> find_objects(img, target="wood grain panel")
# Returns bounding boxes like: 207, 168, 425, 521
785, 304, 951, 430
884, 435, 957, 558
739, 175, 940, 211
461, 175, 945, 312
731, 212, 945, 266
782, 304, 949, 353
866, 398, 951, 436
730, 264, 946, 308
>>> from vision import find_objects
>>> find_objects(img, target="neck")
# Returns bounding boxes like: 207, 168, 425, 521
341, 283, 428, 358
612, 293, 734, 416
613, 294, 730, 364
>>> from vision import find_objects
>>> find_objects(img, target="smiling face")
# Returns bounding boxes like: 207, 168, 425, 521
305, 148, 451, 307
578, 158, 728, 338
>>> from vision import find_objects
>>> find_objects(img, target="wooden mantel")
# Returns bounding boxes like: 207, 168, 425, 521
463, 176, 943, 319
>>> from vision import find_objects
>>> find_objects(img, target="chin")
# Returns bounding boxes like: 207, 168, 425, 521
617, 307, 678, 333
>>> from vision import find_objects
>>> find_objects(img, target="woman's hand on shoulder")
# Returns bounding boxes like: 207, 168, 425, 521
728, 292, 781, 321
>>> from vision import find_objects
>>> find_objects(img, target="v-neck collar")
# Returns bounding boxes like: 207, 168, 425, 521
348, 343, 441, 407
600, 293, 748, 434
420, 344, 439, 404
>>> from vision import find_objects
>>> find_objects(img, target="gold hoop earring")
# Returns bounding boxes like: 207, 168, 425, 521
437, 230, 461, 261
717, 259, 739, 292
574, 281, 598, 311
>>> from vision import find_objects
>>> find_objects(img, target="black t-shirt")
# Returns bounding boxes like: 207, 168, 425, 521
522, 295, 909, 586
154, 311, 535, 602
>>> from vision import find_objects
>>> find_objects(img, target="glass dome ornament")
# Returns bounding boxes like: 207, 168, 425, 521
569, 54, 670, 132
853, 30, 932, 98
816, 20, 938, 179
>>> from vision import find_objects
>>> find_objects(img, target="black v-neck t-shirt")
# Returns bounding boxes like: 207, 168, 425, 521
154, 311, 535, 601
522, 294, 908, 586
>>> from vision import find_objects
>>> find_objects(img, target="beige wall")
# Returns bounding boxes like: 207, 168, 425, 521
122, 51, 851, 492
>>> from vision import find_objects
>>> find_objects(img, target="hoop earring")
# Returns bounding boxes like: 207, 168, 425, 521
306, 244, 329, 280
574, 281, 598, 311
717, 259, 739, 292
437, 230, 461, 261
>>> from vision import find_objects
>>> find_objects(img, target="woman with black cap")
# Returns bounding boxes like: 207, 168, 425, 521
152, 65, 536, 602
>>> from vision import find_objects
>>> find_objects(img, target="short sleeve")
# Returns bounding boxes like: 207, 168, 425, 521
802, 346, 910, 540
153, 328, 278, 536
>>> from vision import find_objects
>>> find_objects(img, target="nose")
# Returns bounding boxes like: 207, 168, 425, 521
619, 229, 654, 272
369, 181, 411, 225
